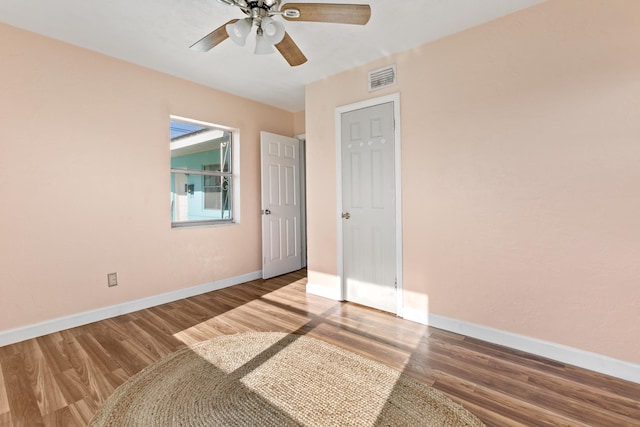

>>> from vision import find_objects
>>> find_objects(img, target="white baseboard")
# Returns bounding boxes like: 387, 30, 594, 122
306, 282, 342, 300
0, 271, 262, 347
427, 313, 640, 385
400, 308, 640, 384
402, 306, 430, 326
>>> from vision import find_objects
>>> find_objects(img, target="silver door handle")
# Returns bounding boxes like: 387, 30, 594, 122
342, 212, 351, 220
263, 209, 271, 215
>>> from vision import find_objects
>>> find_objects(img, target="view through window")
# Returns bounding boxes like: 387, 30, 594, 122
170, 118, 234, 226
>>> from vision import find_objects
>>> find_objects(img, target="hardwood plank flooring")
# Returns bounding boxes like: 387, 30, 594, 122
0, 269, 638, 426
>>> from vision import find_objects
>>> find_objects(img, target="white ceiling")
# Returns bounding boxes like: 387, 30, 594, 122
0, 0, 545, 112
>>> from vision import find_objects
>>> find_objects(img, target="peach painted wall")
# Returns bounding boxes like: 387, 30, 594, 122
0, 23, 294, 332
293, 110, 305, 136
305, 0, 640, 364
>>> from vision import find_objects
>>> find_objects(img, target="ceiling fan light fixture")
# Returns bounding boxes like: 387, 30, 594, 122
226, 18, 252, 46
261, 17, 285, 44
254, 32, 275, 55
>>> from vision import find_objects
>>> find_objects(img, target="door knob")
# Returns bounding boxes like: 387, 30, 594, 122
342, 212, 351, 220
263, 209, 271, 215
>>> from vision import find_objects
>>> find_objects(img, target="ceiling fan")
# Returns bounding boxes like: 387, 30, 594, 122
190, 1, 372, 67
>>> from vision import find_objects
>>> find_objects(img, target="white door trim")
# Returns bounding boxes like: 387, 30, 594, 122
335, 93, 403, 317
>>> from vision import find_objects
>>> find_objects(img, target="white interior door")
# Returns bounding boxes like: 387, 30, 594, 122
261, 132, 302, 279
341, 102, 397, 313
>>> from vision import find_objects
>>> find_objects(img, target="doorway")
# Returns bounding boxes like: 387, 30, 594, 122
337, 94, 402, 315
260, 131, 304, 279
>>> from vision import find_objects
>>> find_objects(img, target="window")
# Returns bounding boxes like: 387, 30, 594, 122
170, 117, 235, 227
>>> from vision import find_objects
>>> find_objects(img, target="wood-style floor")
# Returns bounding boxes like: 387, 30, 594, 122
0, 270, 638, 426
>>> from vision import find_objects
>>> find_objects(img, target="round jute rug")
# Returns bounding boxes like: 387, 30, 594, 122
90, 332, 484, 426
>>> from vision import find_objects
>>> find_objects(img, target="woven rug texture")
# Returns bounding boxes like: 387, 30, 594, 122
90, 332, 484, 426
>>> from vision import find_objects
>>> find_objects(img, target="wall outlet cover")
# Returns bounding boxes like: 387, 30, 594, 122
107, 273, 118, 287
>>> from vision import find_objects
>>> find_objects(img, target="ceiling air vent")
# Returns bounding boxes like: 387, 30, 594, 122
368, 65, 396, 92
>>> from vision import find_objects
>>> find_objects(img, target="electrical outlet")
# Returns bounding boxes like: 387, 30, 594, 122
107, 272, 118, 287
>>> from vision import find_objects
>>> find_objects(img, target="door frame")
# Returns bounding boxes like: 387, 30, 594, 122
335, 92, 403, 316
295, 134, 308, 268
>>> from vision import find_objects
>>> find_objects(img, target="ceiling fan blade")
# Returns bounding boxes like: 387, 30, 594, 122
275, 32, 308, 67
281, 3, 371, 25
190, 19, 238, 52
